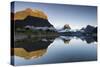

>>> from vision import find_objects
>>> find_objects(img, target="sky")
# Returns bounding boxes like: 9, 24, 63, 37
12, 1, 97, 29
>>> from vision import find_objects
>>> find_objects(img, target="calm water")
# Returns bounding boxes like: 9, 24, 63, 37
11, 36, 97, 66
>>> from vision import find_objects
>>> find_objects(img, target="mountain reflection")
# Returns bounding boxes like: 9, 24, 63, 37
12, 48, 46, 59
59, 36, 97, 44
59, 36, 71, 44
12, 37, 56, 59
79, 36, 97, 44
12, 36, 97, 59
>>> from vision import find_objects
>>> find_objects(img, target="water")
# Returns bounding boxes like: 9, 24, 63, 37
11, 36, 97, 66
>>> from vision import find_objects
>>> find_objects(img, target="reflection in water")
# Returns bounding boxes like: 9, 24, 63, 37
11, 36, 97, 65
12, 48, 46, 59
79, 36, 97, 44
59, 36, 71, 44
12, 37, 56, 59
59, 36, 97, 44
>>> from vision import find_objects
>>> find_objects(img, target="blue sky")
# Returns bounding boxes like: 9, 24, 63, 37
12, 1, 97, 29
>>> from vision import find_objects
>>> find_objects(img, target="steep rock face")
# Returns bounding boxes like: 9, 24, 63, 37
63, 24, 71, 30
15, 16, 53, 28
14, 8, 48, 20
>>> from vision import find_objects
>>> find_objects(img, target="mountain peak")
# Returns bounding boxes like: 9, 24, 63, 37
14, 8, 48, 20
25, 8, 33, 13
63, 24, 71, 30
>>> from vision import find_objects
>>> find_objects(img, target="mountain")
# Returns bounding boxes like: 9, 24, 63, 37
58, 24, 71, 32
81, 25, 97, 34
11, 8, 55, 30
63, 24, 71, 30
84, 25, 95, 33
15, 16, 53, 28
14, 8, 47, 20
92, 27, 97, 33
